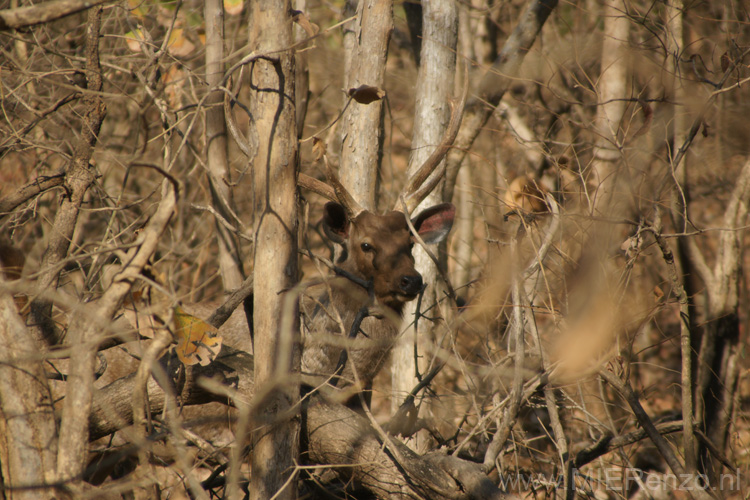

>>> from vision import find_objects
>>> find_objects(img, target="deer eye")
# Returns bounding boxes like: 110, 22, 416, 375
361, 242, 374, 252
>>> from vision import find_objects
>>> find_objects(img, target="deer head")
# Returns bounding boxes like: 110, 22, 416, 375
321, 201, 455, 312
299, 85, 466, 313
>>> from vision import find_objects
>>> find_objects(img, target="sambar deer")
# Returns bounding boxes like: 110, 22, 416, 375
297, 94, 464, 400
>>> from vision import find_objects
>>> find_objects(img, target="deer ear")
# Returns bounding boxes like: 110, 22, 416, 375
412, 202, 455, 244
323, 202, 350, 244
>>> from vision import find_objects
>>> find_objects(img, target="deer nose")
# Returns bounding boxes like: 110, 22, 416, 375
399, 274, 423, 295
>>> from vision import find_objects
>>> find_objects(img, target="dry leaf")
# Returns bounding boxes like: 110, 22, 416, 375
125, 30, 144, 53
503, 175, 549, 214
163, 65, 186, 109
224, 0, 243, 16
174, 306, 223, 366
166, 28, 195, 57
348, 85, 386, 104
312, 137, 326, 162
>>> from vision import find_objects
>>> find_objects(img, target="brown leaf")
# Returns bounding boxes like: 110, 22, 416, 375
174, 306, 223, 366
312, 137, 327, 162
348, 85, 386, 104
166, 28, 195, 58
163, 65, 186, 109
125, 30, 144, 53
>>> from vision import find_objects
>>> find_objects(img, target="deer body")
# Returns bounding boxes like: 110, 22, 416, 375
300, 204, 454, 392
293, 86, 465, 396
301, 282, 400, 390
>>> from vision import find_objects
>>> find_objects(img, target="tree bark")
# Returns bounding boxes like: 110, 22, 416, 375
663, 0, 698, 474
55, 7, 178, 479
393, 0, 458, 452
338, 0, 392, 210
693, 158, 750, 480
28, 4, 107, 347
589, 0, 630, 214
56, 176, 178, 482
205, 0, 244, 292
248, 2, 300, 499
0, 275, 59, 500
0, 0, 107, 30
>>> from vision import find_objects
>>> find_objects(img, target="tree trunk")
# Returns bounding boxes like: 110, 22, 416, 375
0, 275, 58, 500
205, 0, 244, 291
663, 0, 698, 474
392, 0, 458, 452
248, 2, 300, 499
590, 0, 630, 214
694, 158, 750, 480
27, 4, 107, 347
338, 0, 392, 210
87, 344, 517, 500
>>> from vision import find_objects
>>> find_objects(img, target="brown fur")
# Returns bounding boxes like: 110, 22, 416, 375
301, 204, 454, 393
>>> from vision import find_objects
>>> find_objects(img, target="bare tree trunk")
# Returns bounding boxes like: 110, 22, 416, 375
87, 337, 518, 500
248, 2, 300, 499
664, 0, 698, 474
338, 0, 392, 210
392, 0, 457, 452
590, 0, 629, 214
56, 172, 178, 483
452, 164, 475, 292
692, 159, 750, 481
0, 275, 58, 500
205, 0, 244, 291
56, 6, 181, 481
294, 0, 309, 139
451, 1, 478, 293
27, 4, 107, 347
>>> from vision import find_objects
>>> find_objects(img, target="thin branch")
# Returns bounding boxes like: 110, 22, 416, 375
573, 421, 687, 468
645, 216, 697, 475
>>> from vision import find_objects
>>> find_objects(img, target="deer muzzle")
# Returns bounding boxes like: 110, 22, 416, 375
399, 273, 424, 298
